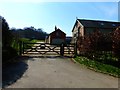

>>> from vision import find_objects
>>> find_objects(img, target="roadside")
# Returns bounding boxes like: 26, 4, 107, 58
2, 56, 29, 88
73, 56, 120, 78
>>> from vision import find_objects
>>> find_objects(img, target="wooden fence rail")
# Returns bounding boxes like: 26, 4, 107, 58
19, 42, 77, 57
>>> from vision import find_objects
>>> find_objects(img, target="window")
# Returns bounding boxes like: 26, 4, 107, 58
56, 32, 59, 36
112, 24, 116, 27
56, 32, 61, 38
74, 33, 76, 37
100, 22, 104, 25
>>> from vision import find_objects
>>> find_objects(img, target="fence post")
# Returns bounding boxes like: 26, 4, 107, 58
74, 42, 77, 56
60, 43, 64, 56
19, 41, 22, 55
23, 42, 24, 54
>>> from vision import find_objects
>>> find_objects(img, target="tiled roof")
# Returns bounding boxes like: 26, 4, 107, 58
49, 28, 66, 35
77, 19, 120, 29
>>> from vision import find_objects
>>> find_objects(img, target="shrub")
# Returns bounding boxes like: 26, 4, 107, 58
77, 30, 112, 55
2, 47, 18, 64
77, 29, 119, 67
112, 27, 120, 58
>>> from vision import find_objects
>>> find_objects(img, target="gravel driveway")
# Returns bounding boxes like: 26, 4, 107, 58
6, 56, 118, 88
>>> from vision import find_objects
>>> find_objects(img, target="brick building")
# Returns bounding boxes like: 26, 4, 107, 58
45, 26, 66, 45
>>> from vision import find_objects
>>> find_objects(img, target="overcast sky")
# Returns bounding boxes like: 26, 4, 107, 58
0, 1, 118, 36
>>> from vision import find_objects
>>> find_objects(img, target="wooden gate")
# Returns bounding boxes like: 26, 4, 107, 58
20, 42, 76, 57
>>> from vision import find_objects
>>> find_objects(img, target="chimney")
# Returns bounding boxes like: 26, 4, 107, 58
55, 25, 57, 31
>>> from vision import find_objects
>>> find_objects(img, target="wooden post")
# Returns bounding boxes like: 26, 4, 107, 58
60, 43, 64, 56
19, 41, 22, 55
74, 42, 77, 56
23, 42, 24, 54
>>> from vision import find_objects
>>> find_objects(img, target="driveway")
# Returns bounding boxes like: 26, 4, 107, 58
6, 56, 118, 88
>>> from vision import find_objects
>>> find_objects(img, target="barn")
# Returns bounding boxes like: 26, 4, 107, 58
71, 19, 120, 44
45, 26, 66, 45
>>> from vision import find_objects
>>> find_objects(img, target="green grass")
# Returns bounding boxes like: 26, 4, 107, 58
11, 38, 43, 54
22, 38, 41, 48
20, 38, 43, 43
31, 39, 44, 43
20, 38, 43, 51
74, 56, 120, 77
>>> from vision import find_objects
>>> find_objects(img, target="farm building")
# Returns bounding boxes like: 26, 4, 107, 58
71, 19, 120, 44
45, 26, 66, 45
65, 36, 72, 44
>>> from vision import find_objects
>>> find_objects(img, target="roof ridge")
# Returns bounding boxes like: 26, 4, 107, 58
49, 28, 66, 35
77, 19, 120, 23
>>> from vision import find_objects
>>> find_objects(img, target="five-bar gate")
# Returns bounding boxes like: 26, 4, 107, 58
20, 42, 77, 57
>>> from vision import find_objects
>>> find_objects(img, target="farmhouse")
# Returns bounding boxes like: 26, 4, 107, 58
45, 26, 66, 45
71, 19, 120, 43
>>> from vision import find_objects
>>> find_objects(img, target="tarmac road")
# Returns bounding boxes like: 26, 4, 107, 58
6, 56, 118, 88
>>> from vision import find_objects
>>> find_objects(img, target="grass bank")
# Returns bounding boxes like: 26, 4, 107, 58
74, 56, 120, 78
11, 38, 42, 53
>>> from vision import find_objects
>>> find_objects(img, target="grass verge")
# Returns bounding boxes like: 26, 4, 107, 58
74, 56, 120, 78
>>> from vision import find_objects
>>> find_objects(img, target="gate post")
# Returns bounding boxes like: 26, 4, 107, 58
19, 41, 22, 55
60, 43, 64, 56
22, 42, 24, 54
74, 42, 77, 56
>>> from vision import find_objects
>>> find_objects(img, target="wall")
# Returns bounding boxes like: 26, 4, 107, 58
72, 20, 84, 44
50, 30, 66, 45
85, 27, 114, 35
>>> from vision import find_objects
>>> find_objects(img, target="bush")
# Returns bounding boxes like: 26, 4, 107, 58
77, 30, 112, 54
2, 16, 14, 47
112, 27, 120, 58
1, 16, 19, 65
2, 47, 18, 64
77, 29, 119, 67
